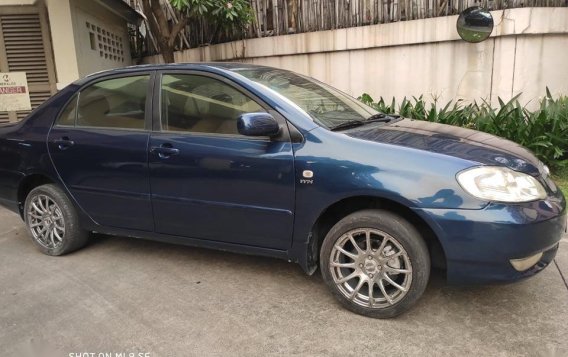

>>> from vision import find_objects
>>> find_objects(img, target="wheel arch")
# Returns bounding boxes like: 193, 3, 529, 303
306, 195, 447, 275
17, 173, 57, 218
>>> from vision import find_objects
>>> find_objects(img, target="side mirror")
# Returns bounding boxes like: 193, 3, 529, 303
237, 112, 280, 137
457, 7, 494, 43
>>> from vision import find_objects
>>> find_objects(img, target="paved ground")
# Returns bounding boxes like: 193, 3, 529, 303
0, 207, 567, 357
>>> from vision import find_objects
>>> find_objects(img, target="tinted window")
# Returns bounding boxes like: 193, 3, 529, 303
56, 95, 77, 126
77, 75, 149, 129
161, 74, 264, 135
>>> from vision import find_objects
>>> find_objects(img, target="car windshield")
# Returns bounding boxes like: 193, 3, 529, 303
231, 67, 380, 129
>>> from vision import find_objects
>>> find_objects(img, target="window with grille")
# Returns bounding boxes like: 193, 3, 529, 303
86, 21, 125, 63
0, 6, 56, 122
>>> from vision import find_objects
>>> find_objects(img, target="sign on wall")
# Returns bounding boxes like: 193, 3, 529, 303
0, 72, 31, 112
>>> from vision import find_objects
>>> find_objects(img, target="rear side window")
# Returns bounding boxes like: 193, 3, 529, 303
77, 75, 149, 130
161, 74, 264, 135
56, 95, 77, 126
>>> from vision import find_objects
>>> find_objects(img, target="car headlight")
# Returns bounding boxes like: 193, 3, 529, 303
457, 166, 547, 202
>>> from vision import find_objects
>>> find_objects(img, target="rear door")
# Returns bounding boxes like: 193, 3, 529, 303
149, 71, 295, 249
48, 73, 154, 231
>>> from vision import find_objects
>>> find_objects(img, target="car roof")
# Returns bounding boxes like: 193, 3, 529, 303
84, 62, 277, 79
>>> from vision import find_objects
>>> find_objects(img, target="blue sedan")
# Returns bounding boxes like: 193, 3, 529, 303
0, 63, 565, 318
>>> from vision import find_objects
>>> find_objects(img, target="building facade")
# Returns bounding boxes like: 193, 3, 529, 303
0, 0, 140, 122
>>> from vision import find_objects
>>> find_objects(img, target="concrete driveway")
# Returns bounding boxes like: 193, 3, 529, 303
1, 206, 567, 357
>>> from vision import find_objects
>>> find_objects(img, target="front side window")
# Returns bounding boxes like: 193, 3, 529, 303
161, 74, 265, 135
77, 75, 149, 130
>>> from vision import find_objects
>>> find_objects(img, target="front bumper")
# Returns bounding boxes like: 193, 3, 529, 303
415, 196, 567, 285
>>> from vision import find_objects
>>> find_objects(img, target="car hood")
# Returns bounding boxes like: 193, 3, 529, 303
345, 118, 543, 176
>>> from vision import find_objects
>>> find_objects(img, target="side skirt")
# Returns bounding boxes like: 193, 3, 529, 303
87, 225, 291, 262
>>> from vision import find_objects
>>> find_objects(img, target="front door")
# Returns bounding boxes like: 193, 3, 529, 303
149, 73, 295, 249
48, 74, 154, 231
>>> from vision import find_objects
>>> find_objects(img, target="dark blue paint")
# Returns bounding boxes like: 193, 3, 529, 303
47, 127, 154, 231
149, 132, 295, 249
0, 63, 565, 286
348, 118, 543, 175
237, 112, 281, 137
416, 198, 565, 283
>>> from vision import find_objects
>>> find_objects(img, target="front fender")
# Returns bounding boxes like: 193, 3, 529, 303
286, 127, 488, 274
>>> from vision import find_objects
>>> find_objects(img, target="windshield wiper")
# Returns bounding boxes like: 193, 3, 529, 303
329, 120, 365, 131
365, 113, 400, 122
330, 113, 400, 131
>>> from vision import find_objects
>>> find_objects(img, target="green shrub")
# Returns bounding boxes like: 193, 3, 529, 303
553, 164, 568, 197
358, 90, 568, 168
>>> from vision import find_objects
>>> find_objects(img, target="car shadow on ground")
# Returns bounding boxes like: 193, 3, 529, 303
89, 232, 451, 282
86, 232, 562, 318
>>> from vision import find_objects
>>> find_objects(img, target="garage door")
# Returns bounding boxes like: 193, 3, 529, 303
0, 6, 57, 123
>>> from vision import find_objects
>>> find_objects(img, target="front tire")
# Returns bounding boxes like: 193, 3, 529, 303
24, 184, 89, 256
320, 209, 430, 318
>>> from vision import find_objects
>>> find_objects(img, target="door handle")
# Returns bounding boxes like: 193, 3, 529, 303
53, 137, 75, 150
151, 145, 180, 159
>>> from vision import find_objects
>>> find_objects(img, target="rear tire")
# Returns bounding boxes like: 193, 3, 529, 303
24, 184, 89, 256
320, 209, 430, 318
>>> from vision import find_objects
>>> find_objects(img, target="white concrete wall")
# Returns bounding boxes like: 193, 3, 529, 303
44, 0, 80, 89
1, 0, 37, 5
70, 0, 133, 78
144, 7, 568, 107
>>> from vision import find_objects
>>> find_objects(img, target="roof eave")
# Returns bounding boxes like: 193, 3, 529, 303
95, 0, 144, 25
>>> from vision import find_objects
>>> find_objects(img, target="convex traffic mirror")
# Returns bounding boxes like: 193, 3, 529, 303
457, 7, 494, 43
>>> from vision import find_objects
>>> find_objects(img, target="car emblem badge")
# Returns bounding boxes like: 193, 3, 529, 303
300, 170, 314, 184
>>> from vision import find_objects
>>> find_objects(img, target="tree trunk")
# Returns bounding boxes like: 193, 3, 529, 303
159, 42, 175, 63
140, 0, 187, 63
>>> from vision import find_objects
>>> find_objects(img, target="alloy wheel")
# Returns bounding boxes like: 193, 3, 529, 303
329, 228, 413, 308
27, 194, 65, 249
